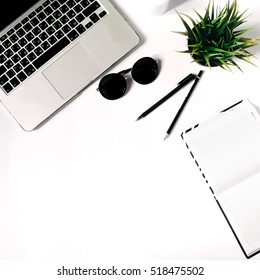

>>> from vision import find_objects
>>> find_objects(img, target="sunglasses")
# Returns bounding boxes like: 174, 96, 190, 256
97, 57, 159, 100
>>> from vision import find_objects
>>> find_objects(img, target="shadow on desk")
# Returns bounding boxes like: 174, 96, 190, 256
244, 8, 260, 55
153, 0, 189, 15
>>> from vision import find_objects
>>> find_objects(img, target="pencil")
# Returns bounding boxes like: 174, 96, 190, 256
136, 74, 197, 121
164, 70, 204, 140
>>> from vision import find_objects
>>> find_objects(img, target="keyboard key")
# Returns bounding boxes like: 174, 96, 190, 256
68, 19, 78, 28
23, 22, 33, 32
39, 32, 48, 41
67, 0, 76, 8
3, 83, 13, 93
11, 43, 21, 52
83, 1, 100, 17
20, 58, 30, 67
25, 43, 35, 52
67, 10, 76, 19
17, 28, 26, 37
4, 49, 14, 58
0, 54, 7, 63
11, 54, 21, 63
21, 17, 29, 24
25, 32, 34, 41
55, 30, 64, 39
43, 0, 51, 7
28, 11, 36, 18
85, 22, 93, 29
4, 59, 14, 69
60, 4, 69, 13
27, 52, 37, 62
32, 26, 42, 36
24, 65, 36, 76
41, 41, 51, 50
0, 74, 8, 85
35, 47, 44, 56
3, 39, 12, 49
6, 69, 16, 79
13, 63, 22, 73
0, 66, 6, 76
10, 34, 19, 43
44, 6, 53, 15
39, 21, 48, 30
17, 71, 27, 82
53, 10, 62, 19
14, 23, 22, 30
62, 24, 71, 34
7, 29, 15, 36
33, 37, 70, 69
32, 38, 42, 47
0, 34, 8, 42
90, 13, 99, 23
60, 15, 69, 24
99, 10, 107, 18
36, 6, 43, 13
18, 38, 28, 47
81, 0, 90, 8
51, 1, 60, 10
10, 77, 20, 88
76, 24, 86, 34
37, 12, 47, 21
31, 17, 40, 26
76, 13, 84, 22
67, 30, 79, 41
46, 26, 56, 35
48, 35, 57, 45
0, 45, 4, 54
46, 15, 55, 24
53, 21, 62, 30
74, 4, 83, 13
0, 75, 7, 85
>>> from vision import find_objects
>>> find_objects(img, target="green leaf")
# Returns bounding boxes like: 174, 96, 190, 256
173, 31, 187, 36
176, 12, 193, 34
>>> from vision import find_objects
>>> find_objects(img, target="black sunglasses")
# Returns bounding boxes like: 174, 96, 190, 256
97, 57, 159, 100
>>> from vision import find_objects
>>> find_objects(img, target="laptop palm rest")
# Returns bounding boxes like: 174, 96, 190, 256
43, 43, 101, 100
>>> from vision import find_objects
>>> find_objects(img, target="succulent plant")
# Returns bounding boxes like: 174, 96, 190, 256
176, 0, 259, 70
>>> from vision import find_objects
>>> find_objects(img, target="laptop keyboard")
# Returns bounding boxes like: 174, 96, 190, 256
0, 0, 107, 95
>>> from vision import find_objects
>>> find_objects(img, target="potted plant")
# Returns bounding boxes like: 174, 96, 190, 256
176, 0, 259, 70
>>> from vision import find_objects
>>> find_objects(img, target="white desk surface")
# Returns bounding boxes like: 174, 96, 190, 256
1, 0, 260, 260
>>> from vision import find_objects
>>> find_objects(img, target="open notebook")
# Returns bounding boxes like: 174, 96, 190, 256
181, 99, 260, 258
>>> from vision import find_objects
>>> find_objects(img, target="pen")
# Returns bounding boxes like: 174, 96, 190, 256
164, 70, 204, 140
136, 73, 197, 121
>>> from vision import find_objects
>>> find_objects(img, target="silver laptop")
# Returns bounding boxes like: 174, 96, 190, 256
0, 0, 140, 131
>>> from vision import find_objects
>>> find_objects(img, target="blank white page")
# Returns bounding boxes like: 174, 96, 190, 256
218, 172, 260, 256
184, 100, 260, 195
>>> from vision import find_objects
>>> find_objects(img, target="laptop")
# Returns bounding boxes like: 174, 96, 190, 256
0, 0, 140, 131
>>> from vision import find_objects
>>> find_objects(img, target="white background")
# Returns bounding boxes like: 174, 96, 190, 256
1, 0, 260, 263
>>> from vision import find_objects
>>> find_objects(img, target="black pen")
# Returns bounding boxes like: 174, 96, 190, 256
164, 70, 204, 140
136, 73, 197, 121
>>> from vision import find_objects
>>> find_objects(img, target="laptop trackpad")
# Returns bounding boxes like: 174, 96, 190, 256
43, 43, 101, 99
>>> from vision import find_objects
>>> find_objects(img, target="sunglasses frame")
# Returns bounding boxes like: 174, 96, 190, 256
97, 57, 159, 100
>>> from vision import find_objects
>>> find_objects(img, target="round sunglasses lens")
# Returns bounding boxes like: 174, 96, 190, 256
98, 74, 127, 100
131, 57, 158, 85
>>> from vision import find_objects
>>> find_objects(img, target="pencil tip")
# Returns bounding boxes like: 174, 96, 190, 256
164, 134, 170, 141
136, 116, 142, 121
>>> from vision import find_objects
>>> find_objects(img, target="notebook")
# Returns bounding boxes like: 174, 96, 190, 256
0, 0, 140, 131
181, 99, 260, 258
